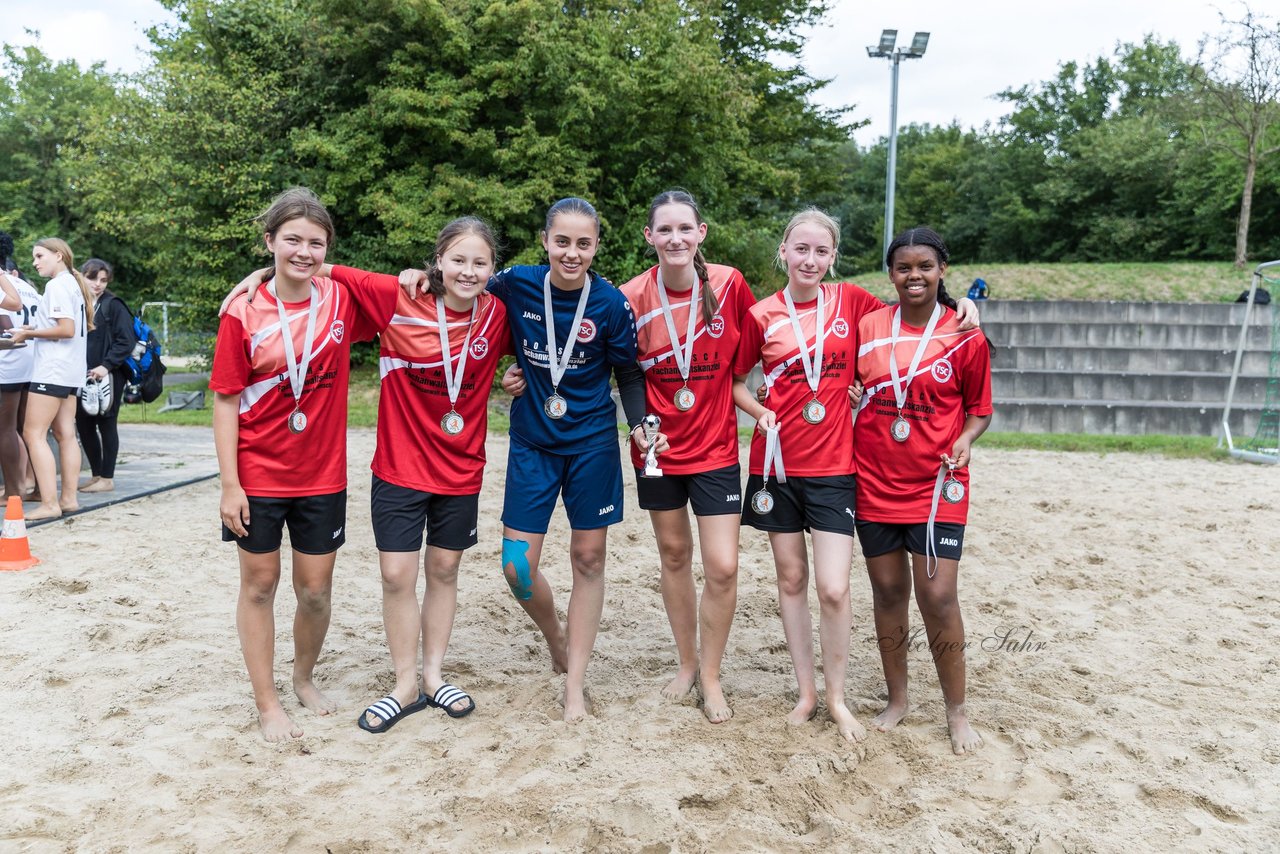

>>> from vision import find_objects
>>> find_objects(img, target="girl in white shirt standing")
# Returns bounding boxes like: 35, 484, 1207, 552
2, 238, 93, 520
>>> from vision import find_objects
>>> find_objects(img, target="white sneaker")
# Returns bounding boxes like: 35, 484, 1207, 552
97, 374, 113, 412
80, 379, 101, 416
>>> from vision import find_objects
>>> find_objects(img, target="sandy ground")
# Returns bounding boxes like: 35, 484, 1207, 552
1, 429, 1277, 852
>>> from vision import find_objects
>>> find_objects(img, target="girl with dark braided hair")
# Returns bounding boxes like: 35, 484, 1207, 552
853, 226, 992, 755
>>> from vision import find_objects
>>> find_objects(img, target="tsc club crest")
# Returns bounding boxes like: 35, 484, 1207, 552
330, 320, 345, 343
707, 315, 725, 338
931, 358, 954, 383
831, 317, 850, 339
470, 337, 489, 359
576, 318, 598, 343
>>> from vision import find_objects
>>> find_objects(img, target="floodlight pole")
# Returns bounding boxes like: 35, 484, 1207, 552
867, 31, 928, 270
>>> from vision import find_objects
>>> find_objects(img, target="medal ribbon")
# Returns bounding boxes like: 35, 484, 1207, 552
272, 279, 320, 415
543, 272, 592, 391
435, 295, 477, 412
888, 303, 943, 417
761, 425, 787, 486
783, 285, 825, 401
924, 460, 955, 579
656, 270, 700, 388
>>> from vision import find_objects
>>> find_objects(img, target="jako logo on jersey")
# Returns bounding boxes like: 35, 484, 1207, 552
577, 319, 598, 343
470, 337, 489, 359
330, 320, 345, 343
597, 504, 615, 515
522, 310, 542, 321
708, 315, 725, 338
832, 318, 850, 339
940, 537, 959, 546
931, 358, 954, 383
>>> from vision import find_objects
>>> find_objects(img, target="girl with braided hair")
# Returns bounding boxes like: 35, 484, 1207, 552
853, 226, 992, 755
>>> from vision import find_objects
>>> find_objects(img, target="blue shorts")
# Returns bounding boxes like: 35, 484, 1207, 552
502, 437, 623, 534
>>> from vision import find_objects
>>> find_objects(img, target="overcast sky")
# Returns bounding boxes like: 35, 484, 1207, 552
9, 0, 1235, 144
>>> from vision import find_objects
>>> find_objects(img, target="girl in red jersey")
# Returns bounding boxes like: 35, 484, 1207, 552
617, 190, 756, 723
228, 218, 513, 732
212, 188, 398, 743
731, 208, 878, 743
853, 227, 991, 755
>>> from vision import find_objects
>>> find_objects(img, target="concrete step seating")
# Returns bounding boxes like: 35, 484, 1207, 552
980, 299, 1275, 436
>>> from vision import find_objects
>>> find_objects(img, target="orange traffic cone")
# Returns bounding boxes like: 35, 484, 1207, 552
0, 495, 40, 571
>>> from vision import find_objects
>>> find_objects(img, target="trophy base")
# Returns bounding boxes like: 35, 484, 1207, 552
640, 466, 664, 478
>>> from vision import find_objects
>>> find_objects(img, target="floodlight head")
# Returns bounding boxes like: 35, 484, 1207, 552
878, 29, 898, 53
908, 31, 930, 56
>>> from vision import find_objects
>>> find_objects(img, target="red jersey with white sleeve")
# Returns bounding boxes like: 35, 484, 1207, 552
210, 276, 395, 497
853, 305, 992, 524
733, 282, 883, 477
330, 266, 512, 495
620, 263, 756, 474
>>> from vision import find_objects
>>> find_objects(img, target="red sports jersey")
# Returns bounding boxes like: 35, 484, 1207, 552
853, 305, 992, 524
331, 266, 513, 495
733, 282, 883, 477
210, 276, 395, 497
620, 264, 756, 474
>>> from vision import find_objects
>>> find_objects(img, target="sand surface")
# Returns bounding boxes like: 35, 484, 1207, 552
1, 429, 1277, 852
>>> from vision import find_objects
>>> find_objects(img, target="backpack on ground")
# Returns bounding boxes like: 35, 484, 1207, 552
123, 315, 166, 404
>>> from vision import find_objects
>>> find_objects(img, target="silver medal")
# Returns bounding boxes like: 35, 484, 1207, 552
802, 399, 826, 424
891, 416, 911, 442
288, 409, 307, 434
674, 386, 695, 411
441, 410, 464, 436
751, 488, 775, 515
544, 393, 568, 419
942, 475, 965, 504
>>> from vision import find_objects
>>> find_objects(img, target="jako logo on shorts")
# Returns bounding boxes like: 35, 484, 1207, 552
931, 359, 953, 383
708, 315, 725, 338
940, 537, 959, 546
470, 337, 489, 359
330, 320, 345, 343
832, 318, 849, 339
577, 319, 597, 343
597, 504, 614, 515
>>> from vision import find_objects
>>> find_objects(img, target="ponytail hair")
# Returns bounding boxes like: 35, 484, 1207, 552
423, 216, 499, 298
885, 226, 957, 311
648, 189, 719, 324
35, 237, 95, 331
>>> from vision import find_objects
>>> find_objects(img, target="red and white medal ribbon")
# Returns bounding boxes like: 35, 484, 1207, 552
783, 285, 825, 419
888, 303, 943, 439
543, 272, 592, 412
435, 295, 477, 434
656, 270, 700, 409
273, 279, 319, 433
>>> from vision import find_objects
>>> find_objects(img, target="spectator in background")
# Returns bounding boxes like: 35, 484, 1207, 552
77, 258, 136, 494
0, 231, 39, 499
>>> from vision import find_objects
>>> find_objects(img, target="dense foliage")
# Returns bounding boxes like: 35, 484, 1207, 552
1, 3, 1278, 336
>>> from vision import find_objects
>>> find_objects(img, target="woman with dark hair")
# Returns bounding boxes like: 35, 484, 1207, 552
0, 231, 40, 499
76, 259, 136, 494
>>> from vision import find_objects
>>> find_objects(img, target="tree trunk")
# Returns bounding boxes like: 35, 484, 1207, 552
1235, 139, 1258, 270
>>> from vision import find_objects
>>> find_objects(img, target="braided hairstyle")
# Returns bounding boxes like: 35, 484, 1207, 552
885, 227, 958, 310
423, 217, 499, 298
0, 231, 18, 275
647, 189, 719, 324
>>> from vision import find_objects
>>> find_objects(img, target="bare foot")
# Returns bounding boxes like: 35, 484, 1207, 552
79, 478, 114, 494
259, 706, 303, 743
294, 678, 338, 715
26, 504, 62, 521
700, 677, 733, 724
785, 696, 818, 726
947, 705, 983, 755
661, 666, 697, 701
59, 502, 79, 514
547, 623, 569, 674
562, 686, 592, 723
78, 476, 101, 491
872, 700, 909, 731
829, 702, 868, 743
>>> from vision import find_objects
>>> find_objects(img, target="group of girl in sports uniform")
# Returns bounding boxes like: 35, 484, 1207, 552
213, 186, 991, 756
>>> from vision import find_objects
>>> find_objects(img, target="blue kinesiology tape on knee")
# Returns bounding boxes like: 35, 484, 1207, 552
502, 537, 534, 601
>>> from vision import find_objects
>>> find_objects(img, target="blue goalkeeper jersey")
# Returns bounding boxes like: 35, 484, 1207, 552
489, 265, 637, 454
